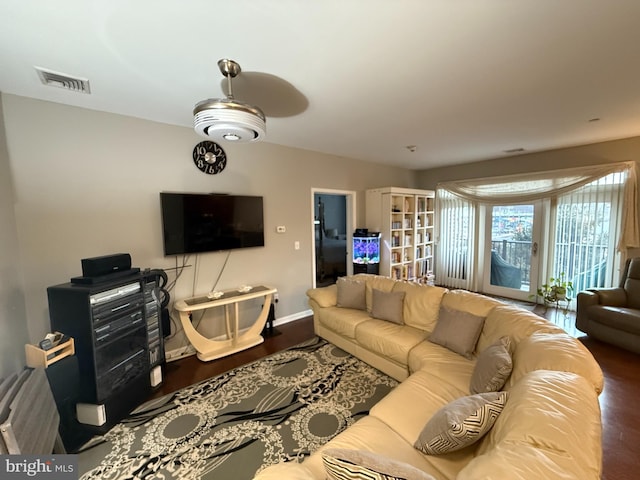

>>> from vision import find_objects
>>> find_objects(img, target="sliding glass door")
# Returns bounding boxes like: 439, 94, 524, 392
482, 203, 542, 301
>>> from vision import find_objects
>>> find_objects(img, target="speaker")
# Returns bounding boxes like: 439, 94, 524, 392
76, 403, 106, 427
81, 253, 132, 278
150, 365, 163, 387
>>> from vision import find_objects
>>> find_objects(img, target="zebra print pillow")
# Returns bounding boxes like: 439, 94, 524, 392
414, 391, 508, 455
322, 448, 436, 480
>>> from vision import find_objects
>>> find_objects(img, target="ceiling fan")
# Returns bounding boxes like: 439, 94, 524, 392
193, 59, 267, 143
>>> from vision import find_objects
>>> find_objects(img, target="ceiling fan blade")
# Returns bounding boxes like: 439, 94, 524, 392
221, 72, 308, 118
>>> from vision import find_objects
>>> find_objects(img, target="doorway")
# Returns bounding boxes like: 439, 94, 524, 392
311, 189, 356, 288
481, 202, 542, 301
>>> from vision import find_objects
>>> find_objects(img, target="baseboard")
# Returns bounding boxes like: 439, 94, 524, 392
164, 309, 313, 363
273, 309, 313, 327
165, 344, 196, 362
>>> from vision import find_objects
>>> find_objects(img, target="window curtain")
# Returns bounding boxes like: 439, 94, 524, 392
435, 161, 639, 289
438, 162, 639, 251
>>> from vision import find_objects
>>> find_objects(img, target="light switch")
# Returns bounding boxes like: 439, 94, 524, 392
294, 241, 300, 250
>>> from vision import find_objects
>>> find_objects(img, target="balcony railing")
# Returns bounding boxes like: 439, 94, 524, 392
491, 240, 532, 286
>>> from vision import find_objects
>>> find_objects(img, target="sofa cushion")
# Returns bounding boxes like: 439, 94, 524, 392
371, 288, 405, 324
476, 304, 563, 353
364, 276, 397, 312
441, 289, 503, 317
407, 342, 476, 390
322, 448, 436, 480
469, 336, 512, 394
391, 282, 448, 332
356, 318, 427, 365
307, 284, 338, 308
370, 369, 468, 443
461, 370, 602, 480
509, 332, 604, 394
302, 416, 445, 480
355, 320, 428, 365
414, 391, 508, 455
337, 277, 367, 310
586, 305, 640, 335
255, 463, 316, 480
317, 306, 372, 340
429, 307, 485, 358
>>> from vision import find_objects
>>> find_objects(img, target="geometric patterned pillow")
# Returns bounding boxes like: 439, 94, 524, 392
469, 336, 513, 394
414, 391, 508, 455
322, 448, 437, 480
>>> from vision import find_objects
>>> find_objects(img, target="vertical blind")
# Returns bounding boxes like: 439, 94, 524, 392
435, 189, 475, 289
554, 171, 626, 291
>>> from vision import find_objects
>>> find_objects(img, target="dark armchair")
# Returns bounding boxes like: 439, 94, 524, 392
576, 257, 640, 354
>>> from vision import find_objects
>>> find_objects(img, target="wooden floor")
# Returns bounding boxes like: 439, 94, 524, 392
153, 309, 639, 480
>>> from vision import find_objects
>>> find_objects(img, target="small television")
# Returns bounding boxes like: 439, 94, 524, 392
160, 192, 265, 255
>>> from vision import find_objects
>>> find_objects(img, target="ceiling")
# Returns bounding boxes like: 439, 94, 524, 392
2, 0, 640, 170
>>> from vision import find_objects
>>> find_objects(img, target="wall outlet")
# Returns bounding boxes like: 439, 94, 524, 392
274, 293, 279, 303
165, 345, 196, 362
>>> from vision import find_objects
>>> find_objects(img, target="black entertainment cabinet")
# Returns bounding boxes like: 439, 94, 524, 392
47, 271, 164, 432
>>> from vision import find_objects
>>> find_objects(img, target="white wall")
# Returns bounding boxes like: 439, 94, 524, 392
0, 95, 30, 378
1, 94, 414, 356
415, 136, 640, 261
416, 136, 640, 189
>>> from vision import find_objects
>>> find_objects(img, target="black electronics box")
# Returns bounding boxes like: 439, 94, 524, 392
81, 253, 132, 278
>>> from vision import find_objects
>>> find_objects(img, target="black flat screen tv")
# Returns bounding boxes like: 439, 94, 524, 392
160, 192, 265, 255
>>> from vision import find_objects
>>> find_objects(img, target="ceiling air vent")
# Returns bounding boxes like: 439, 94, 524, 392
35, 67, 91, 94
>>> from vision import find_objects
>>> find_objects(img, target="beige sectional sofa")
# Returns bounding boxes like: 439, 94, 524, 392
255, 274, 604, 480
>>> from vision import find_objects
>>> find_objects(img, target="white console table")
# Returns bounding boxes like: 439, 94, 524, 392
174, 285, 277, 362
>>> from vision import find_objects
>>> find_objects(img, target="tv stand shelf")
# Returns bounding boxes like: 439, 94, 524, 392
174, 285, 277, 362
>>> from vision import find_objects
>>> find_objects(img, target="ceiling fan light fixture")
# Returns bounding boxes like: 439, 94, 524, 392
194, 99, 266, 142
193, 59, 266, 143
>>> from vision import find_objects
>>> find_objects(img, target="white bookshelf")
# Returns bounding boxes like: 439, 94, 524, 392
366, 187, 435, 283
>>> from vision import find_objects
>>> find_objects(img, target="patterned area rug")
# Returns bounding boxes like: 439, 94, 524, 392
77, 337, 398, 479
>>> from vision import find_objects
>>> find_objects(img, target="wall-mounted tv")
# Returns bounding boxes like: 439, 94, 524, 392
160, 192, 265, 255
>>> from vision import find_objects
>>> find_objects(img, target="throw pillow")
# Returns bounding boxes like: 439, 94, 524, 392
414, 391, 508, 455
322, 448, 436, 480
469, 336, 513, 394
371, 288, 405, 324
336, 278, 366, 310
428, 306, 486, 358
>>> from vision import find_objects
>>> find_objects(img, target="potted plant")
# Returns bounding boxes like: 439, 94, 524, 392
533, 272, 574, 312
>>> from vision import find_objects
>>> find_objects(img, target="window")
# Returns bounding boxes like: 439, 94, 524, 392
553, 172, 626, 292
435, 163, 638, 301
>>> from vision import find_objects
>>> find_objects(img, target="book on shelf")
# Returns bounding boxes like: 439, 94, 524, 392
392, 266, 402, 280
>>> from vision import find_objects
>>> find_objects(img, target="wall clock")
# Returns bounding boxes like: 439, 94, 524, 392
192, 140, 227, 175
